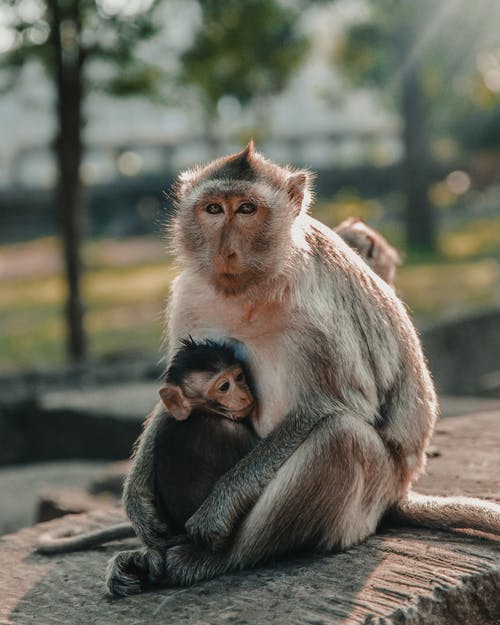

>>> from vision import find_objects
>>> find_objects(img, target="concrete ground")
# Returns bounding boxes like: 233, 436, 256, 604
0, 409, 498, 625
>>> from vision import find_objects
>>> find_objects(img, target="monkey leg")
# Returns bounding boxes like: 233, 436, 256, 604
164, 415, 402, 586
105, 548, 163, 597
106, 536, 188, 597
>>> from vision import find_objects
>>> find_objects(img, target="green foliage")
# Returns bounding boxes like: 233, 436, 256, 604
0, 0, 165, 98
179, 0, 308, 119
335, 20, 396, 92
334, 0, 500, 154
2, 222, 500, 371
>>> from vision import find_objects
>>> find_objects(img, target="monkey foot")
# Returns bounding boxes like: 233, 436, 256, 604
106, 548, 164, 597
164, 542, 229, 587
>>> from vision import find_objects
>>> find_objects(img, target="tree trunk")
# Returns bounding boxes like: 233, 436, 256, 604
401, 30, 436, 253
49, 0, 86, 361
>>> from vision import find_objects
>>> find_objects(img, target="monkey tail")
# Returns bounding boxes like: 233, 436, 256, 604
36, 522, 136, 554
386, 491, 500, 536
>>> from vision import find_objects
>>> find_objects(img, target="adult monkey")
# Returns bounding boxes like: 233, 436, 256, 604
35, 221, 400, 560
107, 142, 498, 594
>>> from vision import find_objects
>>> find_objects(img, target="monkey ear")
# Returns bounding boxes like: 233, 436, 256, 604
287, 172, 309, 216
365, 233, 376, 259
159, 384, 192, 421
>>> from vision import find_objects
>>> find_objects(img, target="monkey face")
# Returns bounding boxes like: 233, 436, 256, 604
171, 142, 314, 295
192, 192, 274, 293
160, 365, 255, 422
206, 366, 255, 420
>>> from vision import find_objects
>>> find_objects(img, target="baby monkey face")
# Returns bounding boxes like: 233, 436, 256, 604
205, 365, 255, 421
160, 364, 256, 422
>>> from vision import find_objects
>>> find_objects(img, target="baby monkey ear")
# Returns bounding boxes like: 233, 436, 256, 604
287, 171, 309, 216
159, 384, 192, 421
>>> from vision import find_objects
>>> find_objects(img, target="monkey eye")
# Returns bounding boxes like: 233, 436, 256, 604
237, 202, 257, 215
218, 381, 230, 392
206, 203, 223, 215
235, 371, 244, 382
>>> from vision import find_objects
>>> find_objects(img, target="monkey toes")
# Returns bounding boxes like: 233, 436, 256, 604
164, 542, 227, 587
106, 548, 164, 597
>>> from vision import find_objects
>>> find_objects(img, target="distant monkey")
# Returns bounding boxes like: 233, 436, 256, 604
36, 338, 258, 556
334, 217, 401, 287
105, 142, 499, 594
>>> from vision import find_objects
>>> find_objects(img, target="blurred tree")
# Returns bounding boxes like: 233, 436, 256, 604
335, 0, 436, 253
445, 26, 500, 167
179, 0, 308, 151
0, 0, 164, 361
335, 0, 500, 252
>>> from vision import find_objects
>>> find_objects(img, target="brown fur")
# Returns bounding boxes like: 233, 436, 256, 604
36, 341, 258, 558
106, 143, 498, 595
334, 217, 401, 286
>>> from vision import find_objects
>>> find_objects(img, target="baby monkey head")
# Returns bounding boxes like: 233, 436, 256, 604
171, 140, 314, 294
159, 337, 255, 422
334, 217, 402, 287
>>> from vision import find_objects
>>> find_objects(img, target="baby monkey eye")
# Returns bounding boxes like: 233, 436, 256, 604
206, 203, 223, 215
218, 381, 230, 392
237, 202, 257, 215
235, 372, 244, 382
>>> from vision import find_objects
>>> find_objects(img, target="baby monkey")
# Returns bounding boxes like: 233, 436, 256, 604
36, 338, 258, 554
154, 337, 258, 533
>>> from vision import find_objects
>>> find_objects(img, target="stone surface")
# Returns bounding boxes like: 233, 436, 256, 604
35, 488, 119, 523
0, 461, 111, 535
88, 460, 130, 496
0, 399, 143, 466
40, 382, 158, 421
3, 380, 500, 466
0, 411, 499, 625
422, 308, 500, 398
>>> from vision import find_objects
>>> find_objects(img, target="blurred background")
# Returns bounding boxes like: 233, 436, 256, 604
0, 0, 499, 532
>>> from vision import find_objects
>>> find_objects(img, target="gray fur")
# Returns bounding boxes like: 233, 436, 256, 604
36, 213, 402, 560
106, 144, 498, 595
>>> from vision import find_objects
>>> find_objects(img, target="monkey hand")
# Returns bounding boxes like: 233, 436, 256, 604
185, 490, 236, 552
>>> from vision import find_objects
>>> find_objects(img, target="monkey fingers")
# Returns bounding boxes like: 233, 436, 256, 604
106, 547, 164, 597
184, 464, 263, 552
164, 542, 229, 587
184, 493, 235, 552
184, 497, 230, 552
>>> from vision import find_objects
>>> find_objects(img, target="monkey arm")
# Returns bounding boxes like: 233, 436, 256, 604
185, 396, 348, 551
123, 402, 171, 549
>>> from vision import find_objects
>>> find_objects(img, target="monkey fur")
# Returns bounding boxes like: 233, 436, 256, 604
36, 338, 258, 556
154, 338, 258, 533
106, 141, 499, 595
37, 223, 397, 555
333, 217, 401, 287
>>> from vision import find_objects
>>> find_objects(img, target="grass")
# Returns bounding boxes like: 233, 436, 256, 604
1, 213, 499, 372
0, 249, 175, 371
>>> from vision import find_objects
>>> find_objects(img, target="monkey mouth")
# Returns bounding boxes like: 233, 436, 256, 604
228, 402, 255, 421
213, 271, 255, 295
221, 271, 246, 280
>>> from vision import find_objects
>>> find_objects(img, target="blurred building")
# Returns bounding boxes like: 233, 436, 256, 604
0, 0, 398, 193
